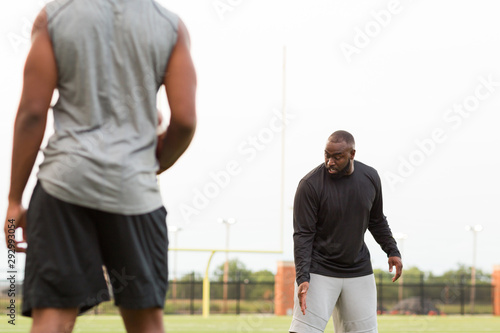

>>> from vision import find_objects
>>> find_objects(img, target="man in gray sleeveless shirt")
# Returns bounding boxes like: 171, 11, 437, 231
4, 0, 196, 332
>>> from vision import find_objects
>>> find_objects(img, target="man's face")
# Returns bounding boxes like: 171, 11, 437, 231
324, 141, 355, 175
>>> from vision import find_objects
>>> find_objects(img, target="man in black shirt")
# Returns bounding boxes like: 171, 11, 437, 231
289, 130, 402, 333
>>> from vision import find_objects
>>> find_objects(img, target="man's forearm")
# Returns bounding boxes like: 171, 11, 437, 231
294, 257, 311, 285
9, 110, 47, 203
293, 233, 315, 285
369, 220, 401, 258
158, 121, 196, 172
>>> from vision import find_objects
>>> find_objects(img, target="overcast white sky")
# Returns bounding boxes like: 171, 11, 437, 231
1, 0, 499, 280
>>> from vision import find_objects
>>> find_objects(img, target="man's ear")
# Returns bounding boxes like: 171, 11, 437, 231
350, 149, 356, 159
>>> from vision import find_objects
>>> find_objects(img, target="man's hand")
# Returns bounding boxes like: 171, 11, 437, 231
297, 281, 309, 315
4, 203, 27, 253
389, 256, 403, 282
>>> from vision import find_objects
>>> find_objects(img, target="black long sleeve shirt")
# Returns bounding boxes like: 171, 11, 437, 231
293, 161, 401, 285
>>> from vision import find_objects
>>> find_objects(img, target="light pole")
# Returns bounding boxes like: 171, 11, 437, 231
169, 225, 182, 302
465, 224, 482, 314
218, 218, 237, 313
394, 232, 408, 302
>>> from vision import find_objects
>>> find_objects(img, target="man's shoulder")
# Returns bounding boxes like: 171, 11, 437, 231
354, 160, 381, 185
295, 164, 325, 197
354, 160, 377, 174
301, 164, 325, 182
151, 1, 179, 30
45, 0, 74, 20
45, 0, 179, 28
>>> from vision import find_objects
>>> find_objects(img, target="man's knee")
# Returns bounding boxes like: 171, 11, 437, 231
31, 308, 78, 333
119, 307, 164, 333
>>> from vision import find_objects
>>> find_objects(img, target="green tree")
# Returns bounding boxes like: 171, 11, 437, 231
250, 269, 274, 282
179, 271, 203, 282
402, 266, 427, 283
213, 258, 252, 282
374, 266, 426, 283
246, 270, 275, 300
167, 271, 203, 300
434, 263, 491, 284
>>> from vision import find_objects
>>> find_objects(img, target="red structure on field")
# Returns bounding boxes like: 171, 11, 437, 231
274, 261, 295, 316
493, 265, 500, 316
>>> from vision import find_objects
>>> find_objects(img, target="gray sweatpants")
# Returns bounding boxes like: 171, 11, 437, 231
289, 273, 378, 333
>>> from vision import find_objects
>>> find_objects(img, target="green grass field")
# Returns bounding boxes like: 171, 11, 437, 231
4, 315, 500, 332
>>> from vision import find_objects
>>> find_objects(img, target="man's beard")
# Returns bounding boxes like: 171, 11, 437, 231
329, 159, 351, 179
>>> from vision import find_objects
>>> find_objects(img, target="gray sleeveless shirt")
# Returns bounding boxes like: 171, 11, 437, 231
38, 0, 178, 214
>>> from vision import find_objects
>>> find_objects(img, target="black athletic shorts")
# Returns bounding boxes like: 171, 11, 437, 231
22, 182, 169, 317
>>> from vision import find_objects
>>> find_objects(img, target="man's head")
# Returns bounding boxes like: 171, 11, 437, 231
324, 130, 356, 176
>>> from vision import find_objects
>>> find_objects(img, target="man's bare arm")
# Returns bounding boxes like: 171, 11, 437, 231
157, 19, 197, 173
4, 9, 57, 251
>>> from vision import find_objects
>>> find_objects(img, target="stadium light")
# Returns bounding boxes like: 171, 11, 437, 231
168, 226, 183, 280
218, 218, 237, 313
168, 225, 183, 302
218, 218, 237, 256
465, 224, 483, 314
394, 232, 408, 302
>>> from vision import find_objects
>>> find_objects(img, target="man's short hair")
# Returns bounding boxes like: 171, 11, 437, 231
328, 130, 355, 148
